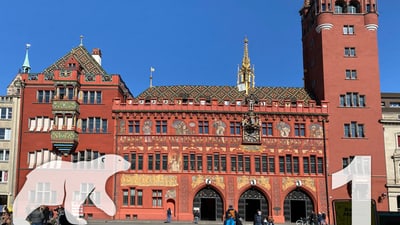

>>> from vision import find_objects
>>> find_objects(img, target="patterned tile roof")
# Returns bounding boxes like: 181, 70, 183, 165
43, 46, 107, 75
136, 85, 315, 105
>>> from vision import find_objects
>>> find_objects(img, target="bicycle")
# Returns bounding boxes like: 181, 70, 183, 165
295, 217, 309, 225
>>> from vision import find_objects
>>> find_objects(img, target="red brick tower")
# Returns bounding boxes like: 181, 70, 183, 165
300, 0, 387, 222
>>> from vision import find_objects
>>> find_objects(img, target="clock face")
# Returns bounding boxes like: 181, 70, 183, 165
243, 125, 260, 143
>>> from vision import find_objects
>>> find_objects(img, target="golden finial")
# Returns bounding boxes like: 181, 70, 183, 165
237, 37, 255, 95
242, 37, 251, 69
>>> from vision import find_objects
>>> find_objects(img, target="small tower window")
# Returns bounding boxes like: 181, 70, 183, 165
334, 5, 342, 13
348, 5, 356, 14
335, 0, 346, 13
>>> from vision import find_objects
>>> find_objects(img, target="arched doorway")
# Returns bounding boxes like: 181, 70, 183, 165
238, 188, 269, 221
193, 187, 224, 221
283, 189, 314, 223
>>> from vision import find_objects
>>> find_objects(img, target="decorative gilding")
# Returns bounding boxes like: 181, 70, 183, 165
50, 130, 78, 141
192, 175, 225, 189
237, 176, 270, 190
52, 101, 79, 112
282, 177, 316, 192
121, 174, 178, 186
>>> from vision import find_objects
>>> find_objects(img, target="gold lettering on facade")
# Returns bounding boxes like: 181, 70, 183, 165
121, 174, 178, 186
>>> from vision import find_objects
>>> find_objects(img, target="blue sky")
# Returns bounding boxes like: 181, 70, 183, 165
1, 1, 399, 97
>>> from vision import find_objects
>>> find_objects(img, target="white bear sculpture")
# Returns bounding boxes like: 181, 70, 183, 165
13, 154, 130, 225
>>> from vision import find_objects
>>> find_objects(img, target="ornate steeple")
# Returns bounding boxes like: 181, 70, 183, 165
22, 43, 31, 73
237, 37, 255, 95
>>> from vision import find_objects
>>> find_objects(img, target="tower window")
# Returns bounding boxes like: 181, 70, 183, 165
344, 47, 356, 57
347, 5, 356, 14
345, 69, 357, 79
339, 93, 365, 107
335, 5, 343, 13
343, 25, 355, 35
344, 122, 365, 138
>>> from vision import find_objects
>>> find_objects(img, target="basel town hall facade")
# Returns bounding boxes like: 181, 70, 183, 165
7, 0, 387, 224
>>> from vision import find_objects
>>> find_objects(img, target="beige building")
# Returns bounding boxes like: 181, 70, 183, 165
381, 93, 400, 211
0, 93, 21, 209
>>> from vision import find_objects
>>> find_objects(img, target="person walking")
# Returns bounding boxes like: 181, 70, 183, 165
26, 206, 44, 225
253, 210, 263, 225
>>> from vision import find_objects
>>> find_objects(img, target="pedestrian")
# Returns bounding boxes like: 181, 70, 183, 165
253, 209, 263, 225
55, 205, 68, 225
165, 208, 172, 223
267, 216, 274, 225
43, 206, 50, 225
193, 209, 200, 224
224, 205, 238, 225
26, 206, 44, 225
309, 212, 317, 225
320, 212, 327, 225
263, 216, 269, 225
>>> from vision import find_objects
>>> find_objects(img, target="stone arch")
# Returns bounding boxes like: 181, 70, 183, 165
193, 187, 224, 221
238, 188, 269, 221
283, 189, 314, 223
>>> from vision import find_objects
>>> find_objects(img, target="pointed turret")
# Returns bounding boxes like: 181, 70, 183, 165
22, 44, 31, 73
237, 37, 255, 95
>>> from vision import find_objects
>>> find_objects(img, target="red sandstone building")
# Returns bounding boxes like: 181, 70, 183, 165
12, 0, 388, 224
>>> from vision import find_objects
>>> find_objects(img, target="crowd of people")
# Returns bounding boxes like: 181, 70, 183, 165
25, 205, 70, 225
221, 205, 274, 225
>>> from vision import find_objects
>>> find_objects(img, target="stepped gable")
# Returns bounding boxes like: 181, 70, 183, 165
136, 85, 315, 106
43, 45, 107, 75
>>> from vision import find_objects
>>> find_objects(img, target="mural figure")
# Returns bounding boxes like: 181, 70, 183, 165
169, 152, 181, 172
277, 122, 290, 137
173, 120, 190, 135
310, 124, 323, 138
143, 120, 152, 142
213, 120, 226, 142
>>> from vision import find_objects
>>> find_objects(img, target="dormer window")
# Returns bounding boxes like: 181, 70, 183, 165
68, 63, 76, 68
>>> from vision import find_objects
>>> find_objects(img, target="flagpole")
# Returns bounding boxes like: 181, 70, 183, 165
150, 67, 155, 88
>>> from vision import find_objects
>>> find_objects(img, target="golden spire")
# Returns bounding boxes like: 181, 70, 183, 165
242, 37, 251, 70
237, 37, 255, 95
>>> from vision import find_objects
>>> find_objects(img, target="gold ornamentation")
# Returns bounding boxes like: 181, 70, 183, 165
282, 177, 316, 192
237, 176, 270, 190
191, 175, 225, 189
121, 174, 178, 186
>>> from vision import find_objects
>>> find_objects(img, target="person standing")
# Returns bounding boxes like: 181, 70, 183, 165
165, 208, 172, 223
26, 206, 44, 225
253, 210, 263, 225
193, 209, 200, 224
225, 205, 238, 225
